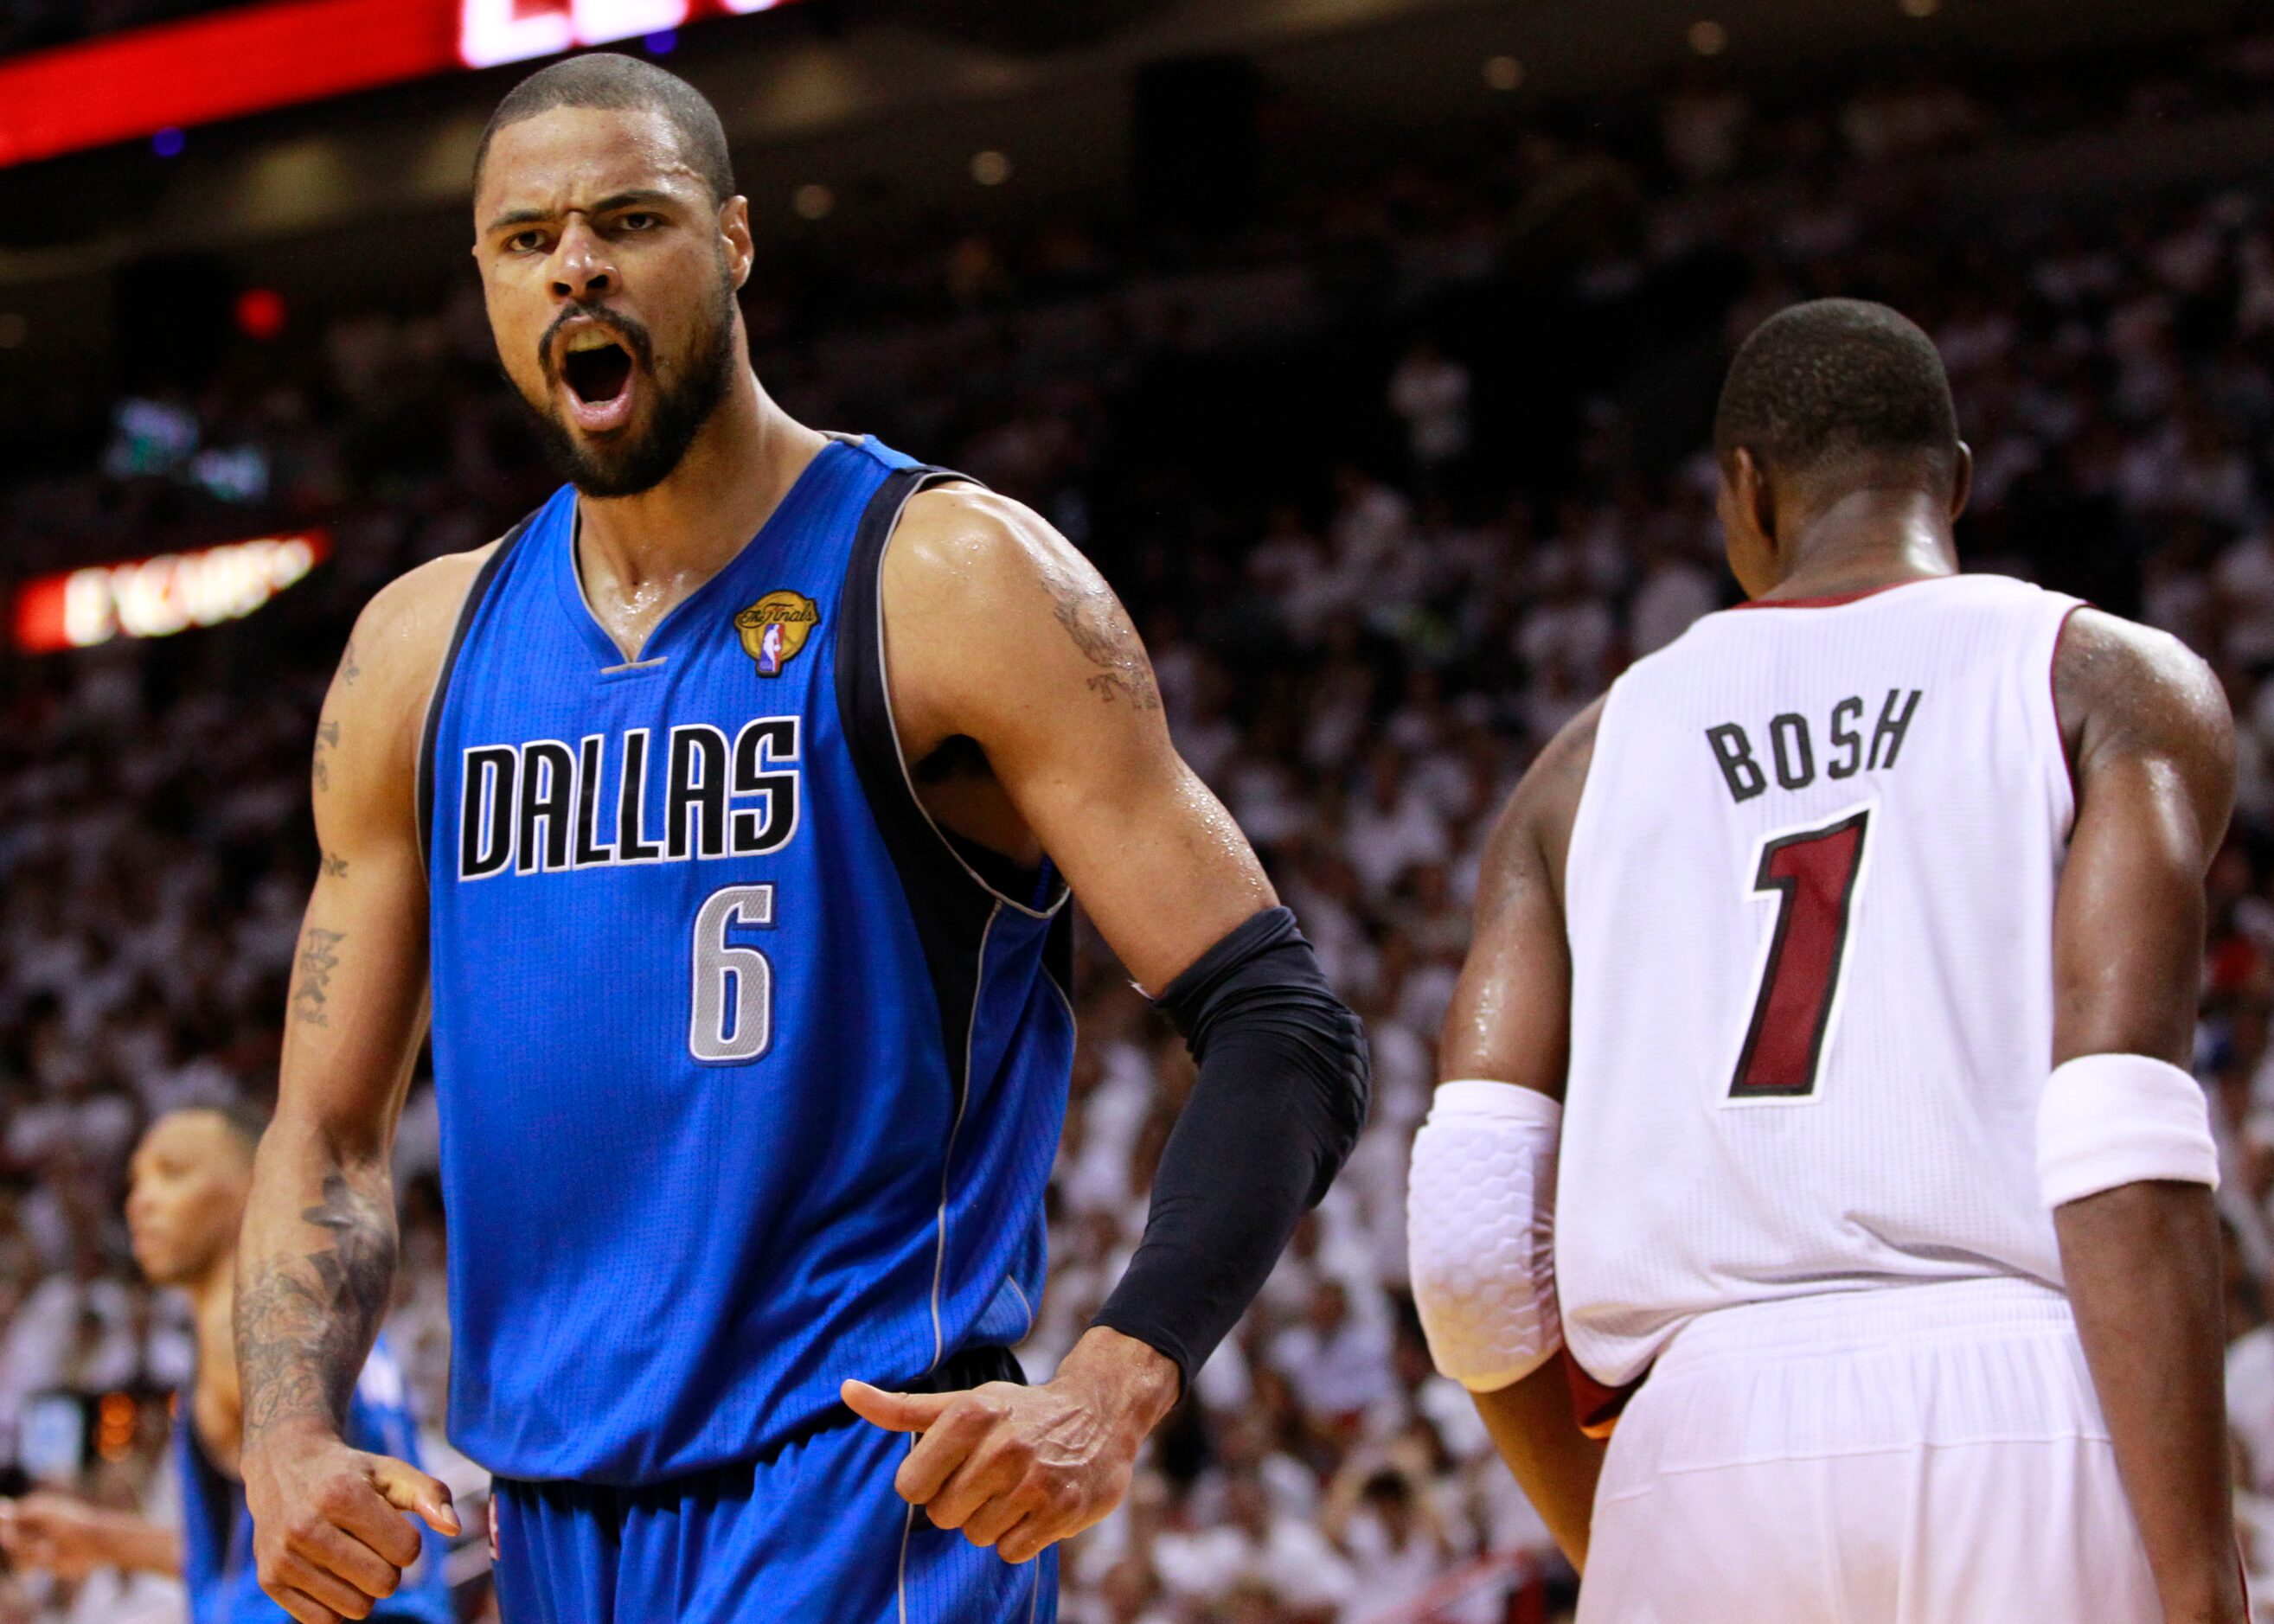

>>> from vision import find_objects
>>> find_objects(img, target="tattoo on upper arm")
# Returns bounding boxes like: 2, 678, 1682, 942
312, 719, 340, 793
236, 1173, 396, 1440
289, 928, 345, 1026
340, 636, 361, 686
320, 851, 349, 879
1040, 564, 1163, 711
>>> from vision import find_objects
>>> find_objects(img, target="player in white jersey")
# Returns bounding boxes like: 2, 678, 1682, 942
1405, 299, 2244, 1623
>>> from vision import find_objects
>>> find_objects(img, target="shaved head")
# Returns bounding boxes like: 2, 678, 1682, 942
475, 53, 735, 206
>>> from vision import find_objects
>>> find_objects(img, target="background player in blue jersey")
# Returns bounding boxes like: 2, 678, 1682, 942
229, 53, 1369, 1624
0, 1109, 452, 1624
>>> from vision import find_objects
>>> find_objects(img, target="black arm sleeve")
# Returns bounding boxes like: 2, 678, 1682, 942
1090, 906, 1370, 1390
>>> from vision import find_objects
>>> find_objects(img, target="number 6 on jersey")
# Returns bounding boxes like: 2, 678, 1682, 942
1730, 808, 1872, 1101
690, 883, 775, 1064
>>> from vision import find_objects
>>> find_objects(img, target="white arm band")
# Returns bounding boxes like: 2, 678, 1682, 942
2038, 1052, 2220, 1210
1406, 1080, 1562, 1393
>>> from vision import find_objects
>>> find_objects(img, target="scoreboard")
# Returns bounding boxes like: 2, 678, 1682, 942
461, 0, 786, 68
11, 533, 329, 654
0, 0, 796, 169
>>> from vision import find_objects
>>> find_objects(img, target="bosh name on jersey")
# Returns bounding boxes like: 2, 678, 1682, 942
1705, 688, 1924, 804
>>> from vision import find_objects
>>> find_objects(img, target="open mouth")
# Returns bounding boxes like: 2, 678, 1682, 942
562, 335, 634, 406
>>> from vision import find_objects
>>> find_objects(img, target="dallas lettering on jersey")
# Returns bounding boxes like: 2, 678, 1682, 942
1705, 688, 1922, 803
458, 717, 800, 879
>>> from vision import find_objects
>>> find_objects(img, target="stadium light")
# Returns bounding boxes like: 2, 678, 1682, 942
236, 288, 289, 341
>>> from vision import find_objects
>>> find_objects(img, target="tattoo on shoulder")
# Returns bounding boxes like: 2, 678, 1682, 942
1039, 563, 1162, 711
236, 1173, 397, 1440
340, 636, 361, 686
320, 850, 349, 879
311, 719, 340, 793
289, 927, 344, 1026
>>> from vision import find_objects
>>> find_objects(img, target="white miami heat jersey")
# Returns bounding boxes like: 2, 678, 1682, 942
1557, 572, 2082, 1386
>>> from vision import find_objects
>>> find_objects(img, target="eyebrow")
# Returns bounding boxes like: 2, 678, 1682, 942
485, 189, 677, 236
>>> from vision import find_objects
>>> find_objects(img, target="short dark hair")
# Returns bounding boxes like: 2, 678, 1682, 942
1714, 298, 1959, 486
157, 1100, 268, 1161
474, 52, 735, 206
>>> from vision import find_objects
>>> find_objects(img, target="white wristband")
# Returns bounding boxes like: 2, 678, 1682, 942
2038, 1052, 2220, 1210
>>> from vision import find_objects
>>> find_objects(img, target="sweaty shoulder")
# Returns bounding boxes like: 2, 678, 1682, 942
881, 483, 1161, 753
2053, 608, 2232, 776
2053, 605, 2234, 825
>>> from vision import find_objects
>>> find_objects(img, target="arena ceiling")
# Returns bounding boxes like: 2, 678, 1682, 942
0, 0, 2248, 364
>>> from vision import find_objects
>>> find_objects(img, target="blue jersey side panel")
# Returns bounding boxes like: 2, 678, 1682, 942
425, 438, 1074, 1483
176, 1340, 452, 1624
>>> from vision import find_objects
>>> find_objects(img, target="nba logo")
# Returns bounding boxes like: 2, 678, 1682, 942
733, 590, 819, 678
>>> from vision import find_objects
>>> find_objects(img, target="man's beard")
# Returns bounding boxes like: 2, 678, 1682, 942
521, 281, 740, 499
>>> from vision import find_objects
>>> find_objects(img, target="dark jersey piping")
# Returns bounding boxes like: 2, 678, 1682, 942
835, 460, 1076, 1170
841, 464, 1070, 921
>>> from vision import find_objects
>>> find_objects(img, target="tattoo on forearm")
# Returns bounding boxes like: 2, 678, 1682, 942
289, 928, 344, 1026
321, 850, 349, 879
1041, 567, 1162, 711
312, 720, 340, 793
236, 1173, 397, 1441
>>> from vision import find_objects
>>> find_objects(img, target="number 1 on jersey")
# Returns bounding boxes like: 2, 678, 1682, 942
1730, 809, 1871, 1101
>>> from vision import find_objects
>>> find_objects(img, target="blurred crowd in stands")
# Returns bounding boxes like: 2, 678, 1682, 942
19, 19, 2274, 1623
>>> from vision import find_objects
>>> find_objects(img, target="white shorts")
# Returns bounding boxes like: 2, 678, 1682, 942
1577, 1277, 2158, 1624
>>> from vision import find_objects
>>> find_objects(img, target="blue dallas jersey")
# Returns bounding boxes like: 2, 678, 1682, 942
177, 1340, 452, 1624
421, 436, 1074, 1485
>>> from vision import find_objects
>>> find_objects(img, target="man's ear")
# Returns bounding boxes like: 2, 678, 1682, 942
1737, 447, 1777, 548
721, 195, 754, 290
1950, 440, 1975, 523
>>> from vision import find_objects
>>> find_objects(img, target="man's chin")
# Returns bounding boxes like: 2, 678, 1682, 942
566, 442, 689, 500
565, 450, 678, 500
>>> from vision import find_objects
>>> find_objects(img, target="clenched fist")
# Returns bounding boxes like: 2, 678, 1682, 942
240, 1421, 459, 1624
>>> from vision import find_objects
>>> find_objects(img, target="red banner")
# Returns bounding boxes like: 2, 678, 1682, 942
13, 531, 330, 653
0, 0, 793, 169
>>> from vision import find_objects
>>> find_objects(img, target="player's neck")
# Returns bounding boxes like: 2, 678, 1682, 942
574, 369, 830, 591
1759, 487, 1958, 604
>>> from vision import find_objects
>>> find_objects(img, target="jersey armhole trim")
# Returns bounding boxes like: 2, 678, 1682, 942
842, 467, 1072, 923
414, 513, 537, 878
2046, 598, 2087, 838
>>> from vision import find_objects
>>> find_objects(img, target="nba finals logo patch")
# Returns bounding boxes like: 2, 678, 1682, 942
734, 591, 820, 677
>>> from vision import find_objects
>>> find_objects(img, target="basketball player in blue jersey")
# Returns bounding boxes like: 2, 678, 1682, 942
0, 1109, 452, 1624
229, 53, 1369, 1624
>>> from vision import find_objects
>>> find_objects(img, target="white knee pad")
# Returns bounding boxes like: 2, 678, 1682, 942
1406, 1080, 1562, 1393
2038, 1052, 2220, 1210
